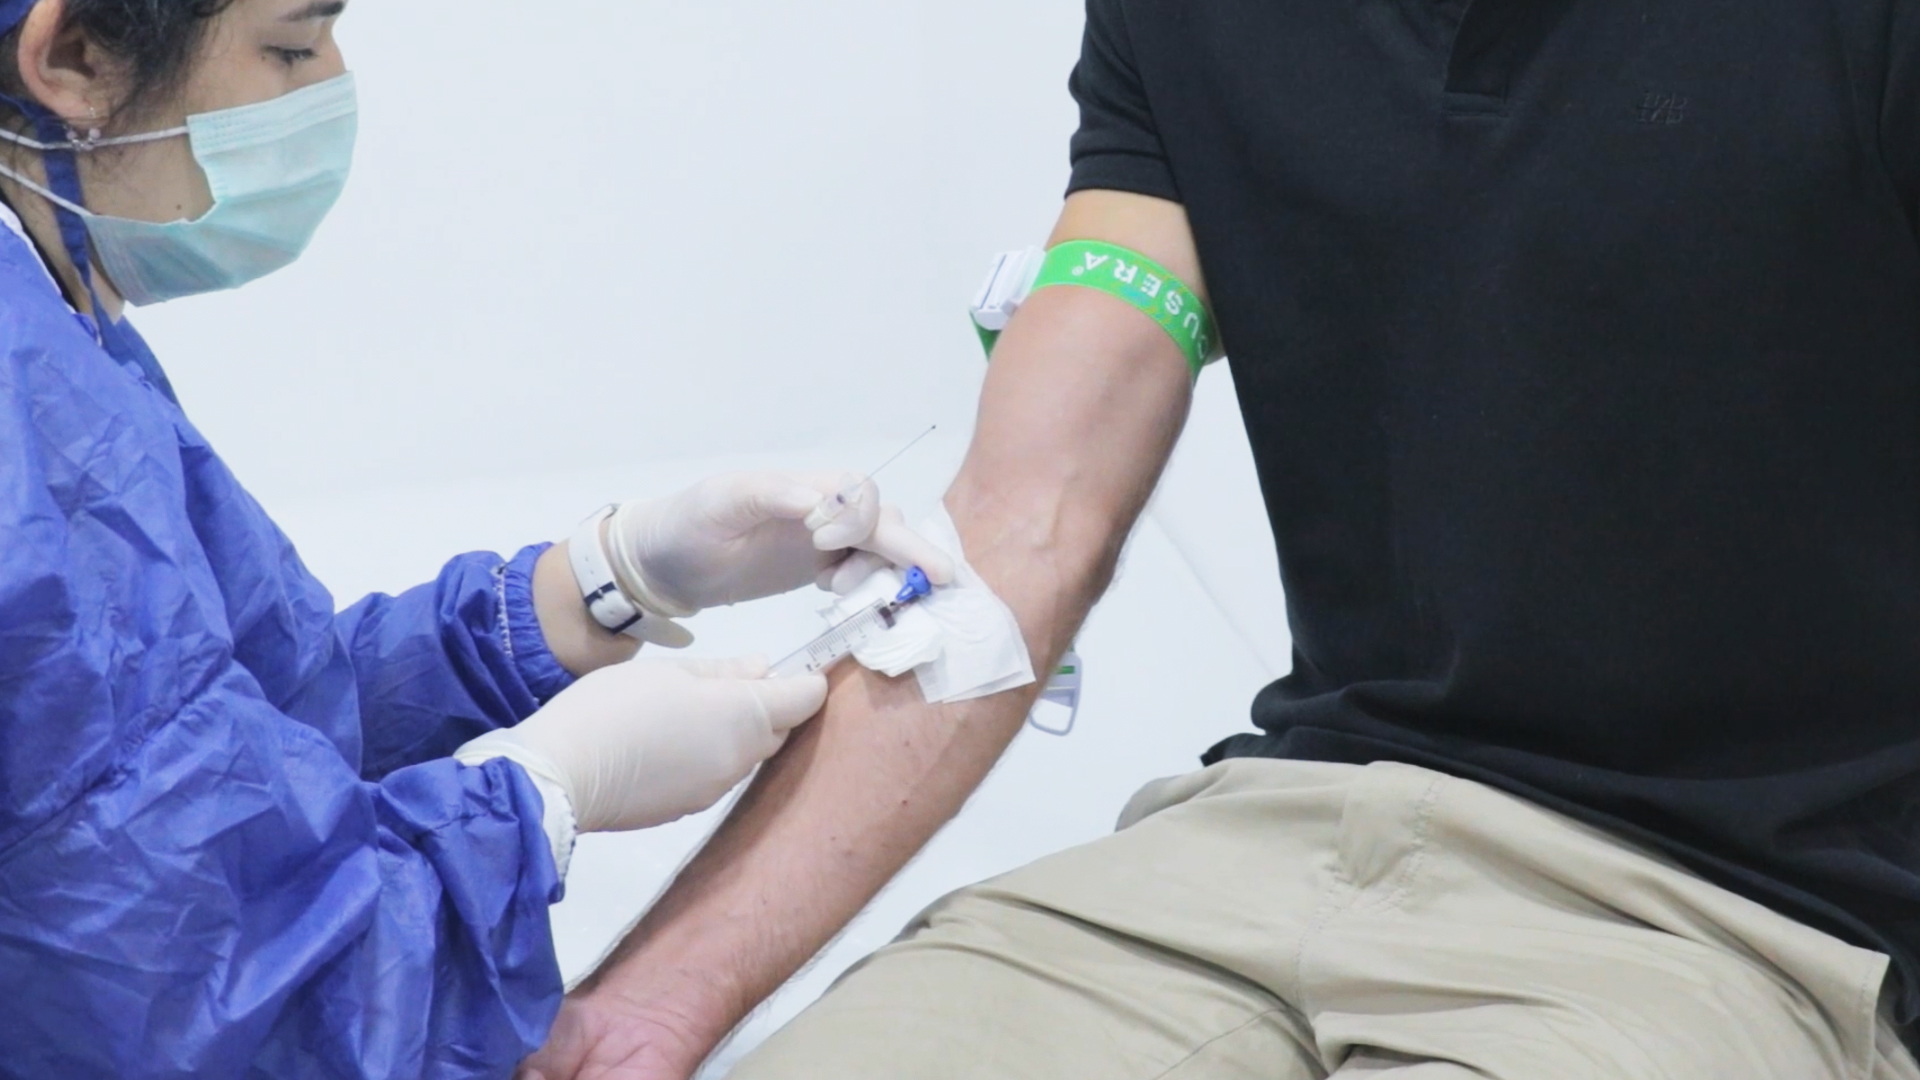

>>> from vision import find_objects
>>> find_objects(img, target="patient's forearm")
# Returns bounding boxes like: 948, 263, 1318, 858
575, 193, 1203, 1055
575, 656, 1037, 1046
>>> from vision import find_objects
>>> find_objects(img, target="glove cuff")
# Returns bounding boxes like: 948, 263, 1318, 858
454, 730, 579, 882
571, 506, 695, 648
606, 501, 703, 621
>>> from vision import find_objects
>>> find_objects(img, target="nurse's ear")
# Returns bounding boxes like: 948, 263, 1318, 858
13, 0, 132, 130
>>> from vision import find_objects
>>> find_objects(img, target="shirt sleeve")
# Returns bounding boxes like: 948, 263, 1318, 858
340, 543, 577, 782
1066, 0, 1183, 203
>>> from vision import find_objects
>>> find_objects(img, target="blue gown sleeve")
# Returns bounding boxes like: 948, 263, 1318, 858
0, 302, 565, 1079
341, 544, 577, 781
0, 670, 564, 1080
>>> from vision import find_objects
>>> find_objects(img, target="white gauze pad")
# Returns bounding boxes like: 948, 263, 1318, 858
822, 502, 1035, 704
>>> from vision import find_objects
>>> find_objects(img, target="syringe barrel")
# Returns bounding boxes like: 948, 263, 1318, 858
768, 650, 827, 679
768, 600, 892, 679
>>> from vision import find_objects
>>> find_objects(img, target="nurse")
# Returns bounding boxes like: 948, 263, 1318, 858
0, 1, 949, 1077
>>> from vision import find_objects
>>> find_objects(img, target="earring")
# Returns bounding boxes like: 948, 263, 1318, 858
66, 104, 101, 150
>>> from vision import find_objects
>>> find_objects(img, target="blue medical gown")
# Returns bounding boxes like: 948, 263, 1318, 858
0, 231, 574, 1079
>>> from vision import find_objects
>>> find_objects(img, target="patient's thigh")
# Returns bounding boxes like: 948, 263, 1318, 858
727, 884, 1320, 1080
727, 760, 1359, 1080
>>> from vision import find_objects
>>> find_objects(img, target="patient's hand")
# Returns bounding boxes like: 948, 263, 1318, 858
518, 994, 705, 1080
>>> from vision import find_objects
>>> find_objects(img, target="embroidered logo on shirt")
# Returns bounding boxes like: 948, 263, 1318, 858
1638, 92, 1688, 125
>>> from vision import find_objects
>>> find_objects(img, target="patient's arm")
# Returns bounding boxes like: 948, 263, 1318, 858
527, 190, 1209, 1078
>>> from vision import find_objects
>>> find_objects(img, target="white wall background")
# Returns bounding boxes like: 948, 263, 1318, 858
133, 0, 1292, 1070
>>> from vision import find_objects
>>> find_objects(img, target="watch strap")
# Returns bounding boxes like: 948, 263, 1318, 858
568, 507, 694, 649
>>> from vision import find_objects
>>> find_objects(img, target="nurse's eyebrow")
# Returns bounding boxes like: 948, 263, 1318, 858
281, 1, 346, 20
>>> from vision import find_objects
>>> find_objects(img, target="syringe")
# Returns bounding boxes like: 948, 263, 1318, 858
769, 567, 934, 678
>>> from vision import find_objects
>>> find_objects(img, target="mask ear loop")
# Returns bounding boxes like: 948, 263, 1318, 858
0, 96, 187, 326
0, 95, 107, 336
35, 106, 110, 329
0, 95, 184, 401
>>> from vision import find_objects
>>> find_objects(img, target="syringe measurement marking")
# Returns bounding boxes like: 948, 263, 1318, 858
785, 603, 900, 675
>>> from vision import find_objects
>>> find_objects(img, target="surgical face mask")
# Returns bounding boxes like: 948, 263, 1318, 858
0, 73, 357, 306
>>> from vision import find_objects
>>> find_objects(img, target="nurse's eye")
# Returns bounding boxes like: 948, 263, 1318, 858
267, 46, 319, 67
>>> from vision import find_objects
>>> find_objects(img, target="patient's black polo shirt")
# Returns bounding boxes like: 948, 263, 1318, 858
1066, 0, 1920, 1031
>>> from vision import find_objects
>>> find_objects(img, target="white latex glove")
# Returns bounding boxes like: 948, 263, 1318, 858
455, 657, 827, 839
605, 470, 956, 616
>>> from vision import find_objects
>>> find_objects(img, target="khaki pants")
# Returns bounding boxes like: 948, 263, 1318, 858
733, 760, 1919, 1079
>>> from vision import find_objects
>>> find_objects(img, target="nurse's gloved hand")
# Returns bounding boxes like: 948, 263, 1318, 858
457, 656, 827, 837
605, 470, 956, 616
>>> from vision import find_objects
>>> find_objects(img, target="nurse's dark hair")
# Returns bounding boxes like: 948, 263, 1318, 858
0, 0, 238, 125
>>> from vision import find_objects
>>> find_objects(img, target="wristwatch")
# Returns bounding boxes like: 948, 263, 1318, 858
568, 506, 694, 648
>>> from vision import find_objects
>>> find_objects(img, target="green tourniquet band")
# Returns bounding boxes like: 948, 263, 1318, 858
974, 319, 999, 359
977, 241, 1218, 380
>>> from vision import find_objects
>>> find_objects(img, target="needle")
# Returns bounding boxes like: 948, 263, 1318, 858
859, 424, 938, 485
810, 425, 939, 527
